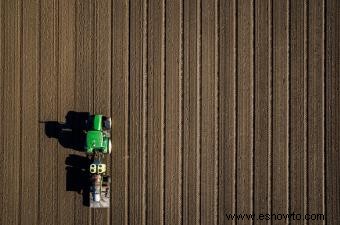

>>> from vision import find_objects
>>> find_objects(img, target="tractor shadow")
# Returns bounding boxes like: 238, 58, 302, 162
43, 111, 90, 151
65, 154, 91, 206
42, 111, 92, 206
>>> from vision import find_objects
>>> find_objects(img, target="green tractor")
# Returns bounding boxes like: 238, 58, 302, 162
85, 114, 112, 207
85, 114, 112, 154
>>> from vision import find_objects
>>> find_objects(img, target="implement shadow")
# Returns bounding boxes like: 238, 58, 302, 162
65, 154, 91, 207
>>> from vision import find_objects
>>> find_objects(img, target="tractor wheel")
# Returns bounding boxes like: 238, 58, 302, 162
103, 117, 112, 130
108, 139, 112, 154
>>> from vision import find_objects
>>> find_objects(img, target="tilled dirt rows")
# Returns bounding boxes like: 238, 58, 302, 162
1, 1, 114, 224
0, 0, 339, 225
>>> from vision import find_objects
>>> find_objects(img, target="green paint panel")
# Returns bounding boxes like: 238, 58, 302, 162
93, 115, 103, 131
86, 130, 104, 153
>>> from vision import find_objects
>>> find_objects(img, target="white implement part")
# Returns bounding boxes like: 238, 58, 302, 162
94, 193, 101, 202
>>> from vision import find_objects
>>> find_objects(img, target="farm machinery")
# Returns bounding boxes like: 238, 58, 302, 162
85, 114, 112, 208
